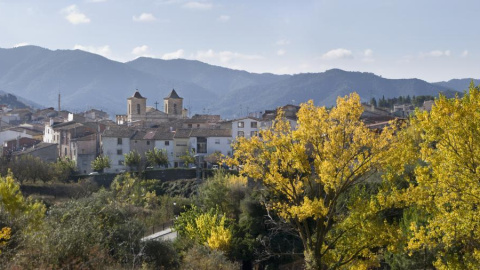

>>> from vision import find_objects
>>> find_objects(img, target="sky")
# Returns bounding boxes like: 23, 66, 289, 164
0, 0, 478, 82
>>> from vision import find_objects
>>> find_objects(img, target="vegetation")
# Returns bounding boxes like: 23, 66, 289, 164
372, 94, 435, 108
2, 84, 480, 269
180, 150, 195, 168
124, 150, 142, 172
230, 93, 397, 269
146, 148, 169, 168
91, 155, 111, 172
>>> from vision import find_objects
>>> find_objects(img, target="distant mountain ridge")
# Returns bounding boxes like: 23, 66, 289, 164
0, 45, 470, 118
433, 79, 480, 93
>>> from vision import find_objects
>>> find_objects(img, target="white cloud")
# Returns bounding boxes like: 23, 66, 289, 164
133, 13, 157, 22
277, 49, 286, 56
321, 48, 353, 60
364, 49, 373, 57
61, 5, 91, 25
217, 15, 230, 22
194, 49, 263, 63
362, 49, 374, 62
155, 0, 183, 5
276, 39, 290, 46
73, 45, 111, 58
461, 50, 469, 58
13, 42, 29, 48
131, 45, 154, 57
86, 0, 107, 2
182, 1, 212, 10
162, 49, 185, 60
422, 50, 451, 58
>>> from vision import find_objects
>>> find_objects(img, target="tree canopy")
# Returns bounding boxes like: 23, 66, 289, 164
230, 93, 398, 269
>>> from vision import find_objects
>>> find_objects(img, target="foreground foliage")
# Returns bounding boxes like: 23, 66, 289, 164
231, 93, 397, 269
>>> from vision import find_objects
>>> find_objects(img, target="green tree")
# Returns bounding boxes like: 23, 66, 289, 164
91, 155, 111, 173
124, 150, 142, 172
19, 190, 145, 269
146, 148, 169, 168
52, 158, 76, 182
9, 155, 51, 183
180, 150, 195, 168
230, 94, 398, 269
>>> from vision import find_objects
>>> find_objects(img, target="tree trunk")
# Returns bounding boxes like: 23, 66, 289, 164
304, 248, 322, 270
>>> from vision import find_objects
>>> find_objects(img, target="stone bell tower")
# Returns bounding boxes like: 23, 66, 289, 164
164, 89, 183, 116
127, 90, 147, 122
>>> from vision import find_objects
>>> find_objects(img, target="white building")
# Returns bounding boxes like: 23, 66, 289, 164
101, 127, 134, 173
230, 117, 260, 141
0, 127, 41, 145
188, 128, 233, 157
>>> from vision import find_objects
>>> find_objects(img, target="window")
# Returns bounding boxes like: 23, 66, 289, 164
238, 121, 244, 128
117, 138, 122, 145
137, 104, 141, 114
197, 124, 200, 128
238, 131, 244, 137
165, 141, 170, 146
215, 139, 220, 144
188, 124, 192, 128
118, 160, 124, 165
197, 137, 207, 153
227, 139, 232, 145
251, 121, 257, 128
117, 149, 122, 155
147, 141, 150, 145
251, 131, 258, 137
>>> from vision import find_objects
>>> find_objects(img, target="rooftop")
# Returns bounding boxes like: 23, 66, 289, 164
164, 89, 182, 99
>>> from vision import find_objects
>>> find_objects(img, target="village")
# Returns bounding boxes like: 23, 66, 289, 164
0, 88, 434, 175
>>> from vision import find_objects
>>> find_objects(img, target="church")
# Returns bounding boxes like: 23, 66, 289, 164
116, 89, 188, 125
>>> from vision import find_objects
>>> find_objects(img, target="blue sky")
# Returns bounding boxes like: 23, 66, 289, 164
0, 0, 478, 81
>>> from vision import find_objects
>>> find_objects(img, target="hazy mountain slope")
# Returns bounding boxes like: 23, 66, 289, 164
0, 46, 216, 115
0, 46, 461, 119
215, 69, 455, 117
434, 78, 480, 92
126, 57, 290, 96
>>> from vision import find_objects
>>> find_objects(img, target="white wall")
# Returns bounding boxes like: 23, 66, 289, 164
231, 117, 259, 141
207, 137, 233, 157
102, 136, 130, 173
154, 140, 175, 167
189, 136, 232, 157
0, 129, 32, 145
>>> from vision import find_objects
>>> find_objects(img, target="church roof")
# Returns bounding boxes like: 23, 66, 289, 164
164, 89, 182, 99
131, 90, 145, 99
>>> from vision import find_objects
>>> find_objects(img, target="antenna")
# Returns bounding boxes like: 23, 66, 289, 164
58, 92, 61, 112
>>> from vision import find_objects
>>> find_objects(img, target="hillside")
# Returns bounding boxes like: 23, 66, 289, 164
434, 78, 480, 93
0, 46, 215, 115
214, 69, 455, 117
0, 46, 458, 118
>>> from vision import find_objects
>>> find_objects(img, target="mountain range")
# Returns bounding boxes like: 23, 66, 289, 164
0, 45, 477, 118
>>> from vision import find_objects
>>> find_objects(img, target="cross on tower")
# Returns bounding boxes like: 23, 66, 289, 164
154, 101, 159, 110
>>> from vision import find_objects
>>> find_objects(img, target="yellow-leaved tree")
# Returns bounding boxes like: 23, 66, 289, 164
230, 93, 398, 269
398, 83, 480, 269
0, 170, 45, 260
175, 206, 232, 253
